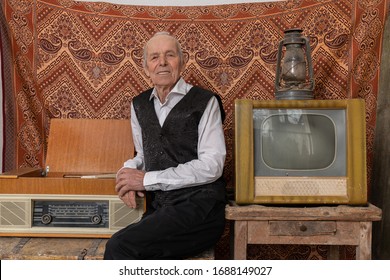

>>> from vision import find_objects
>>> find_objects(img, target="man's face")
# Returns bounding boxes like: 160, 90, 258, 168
144, 35, 184, 91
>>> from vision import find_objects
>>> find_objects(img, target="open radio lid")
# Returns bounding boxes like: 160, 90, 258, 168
45, 118, 133, 177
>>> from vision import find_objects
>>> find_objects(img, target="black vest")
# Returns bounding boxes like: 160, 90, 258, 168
133, 86, 215, 172
133, 86, 226, 207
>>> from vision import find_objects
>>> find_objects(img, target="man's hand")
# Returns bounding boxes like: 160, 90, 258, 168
120, 190, 145, 208
116, 168, 146, 208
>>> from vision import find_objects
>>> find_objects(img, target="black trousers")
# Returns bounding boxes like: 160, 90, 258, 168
104, 182, 226, 260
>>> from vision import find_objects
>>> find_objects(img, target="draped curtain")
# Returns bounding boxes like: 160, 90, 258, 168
0, 0, 388, 259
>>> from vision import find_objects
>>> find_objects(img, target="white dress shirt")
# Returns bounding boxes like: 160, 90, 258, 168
122, 78, 226, 191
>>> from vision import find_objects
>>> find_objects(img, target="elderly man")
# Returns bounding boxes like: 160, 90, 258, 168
104, 32, 226, 260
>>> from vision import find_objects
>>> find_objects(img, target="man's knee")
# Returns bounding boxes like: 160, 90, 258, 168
104, 233, 141, 260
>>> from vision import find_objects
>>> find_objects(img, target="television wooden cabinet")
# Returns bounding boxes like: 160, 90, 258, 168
0, 119, 144, 238
226, 202, 382, 260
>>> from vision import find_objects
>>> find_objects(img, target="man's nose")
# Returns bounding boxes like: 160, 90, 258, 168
158, 55, 167, 65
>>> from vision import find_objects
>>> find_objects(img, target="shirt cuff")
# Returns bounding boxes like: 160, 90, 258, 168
143, 171, 162, 191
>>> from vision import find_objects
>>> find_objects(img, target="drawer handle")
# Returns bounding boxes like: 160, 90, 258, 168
300, 224, 307, 232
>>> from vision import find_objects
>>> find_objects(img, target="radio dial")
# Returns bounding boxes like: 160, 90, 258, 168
91, 214, 102, 225
41, 214, 52, 225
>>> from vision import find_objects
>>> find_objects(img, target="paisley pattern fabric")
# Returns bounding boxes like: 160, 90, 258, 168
0, 0, 388, 259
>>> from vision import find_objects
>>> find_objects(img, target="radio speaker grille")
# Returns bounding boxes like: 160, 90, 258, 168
110, 200, 142, 230
0, 200, 30, 227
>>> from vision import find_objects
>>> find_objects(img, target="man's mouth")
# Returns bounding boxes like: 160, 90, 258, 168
157, 71, 170, 75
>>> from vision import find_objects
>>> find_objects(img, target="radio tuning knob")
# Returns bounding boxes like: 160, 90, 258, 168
91, 215, 102, 225
41, 214, 52, 225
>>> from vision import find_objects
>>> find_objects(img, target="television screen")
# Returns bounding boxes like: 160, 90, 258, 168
253, 109, 346, 177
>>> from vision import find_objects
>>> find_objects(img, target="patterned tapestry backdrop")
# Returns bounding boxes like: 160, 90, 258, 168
0, 0, 389, 259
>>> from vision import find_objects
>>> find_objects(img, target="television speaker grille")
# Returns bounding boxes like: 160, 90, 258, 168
255, 177, 348, 196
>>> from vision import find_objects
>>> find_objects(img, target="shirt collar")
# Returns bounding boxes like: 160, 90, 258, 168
148, 77, 191, 101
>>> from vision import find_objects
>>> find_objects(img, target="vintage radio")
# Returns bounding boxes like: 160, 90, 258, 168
0, 119, 144, 237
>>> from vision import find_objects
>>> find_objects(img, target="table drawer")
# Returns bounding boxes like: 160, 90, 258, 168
269, 221, 337, 236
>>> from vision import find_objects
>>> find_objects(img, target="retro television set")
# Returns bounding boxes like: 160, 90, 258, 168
234, 98, 367, 205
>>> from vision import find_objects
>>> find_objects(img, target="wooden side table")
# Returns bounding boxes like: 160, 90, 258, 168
225, 202, 382, 260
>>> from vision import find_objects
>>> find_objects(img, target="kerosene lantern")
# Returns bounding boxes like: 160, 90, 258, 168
275, 28, 314, 100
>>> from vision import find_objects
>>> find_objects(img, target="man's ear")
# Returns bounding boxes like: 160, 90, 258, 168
180, 60, 186, 73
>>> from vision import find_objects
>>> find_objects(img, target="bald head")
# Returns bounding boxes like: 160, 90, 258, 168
143, 32, 184, 68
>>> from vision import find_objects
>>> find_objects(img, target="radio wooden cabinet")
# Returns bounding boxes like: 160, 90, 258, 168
0, 119, 144, 238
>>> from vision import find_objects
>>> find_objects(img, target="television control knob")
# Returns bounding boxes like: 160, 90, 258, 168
41, 214, 52, 225
300, 224, 307, 232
